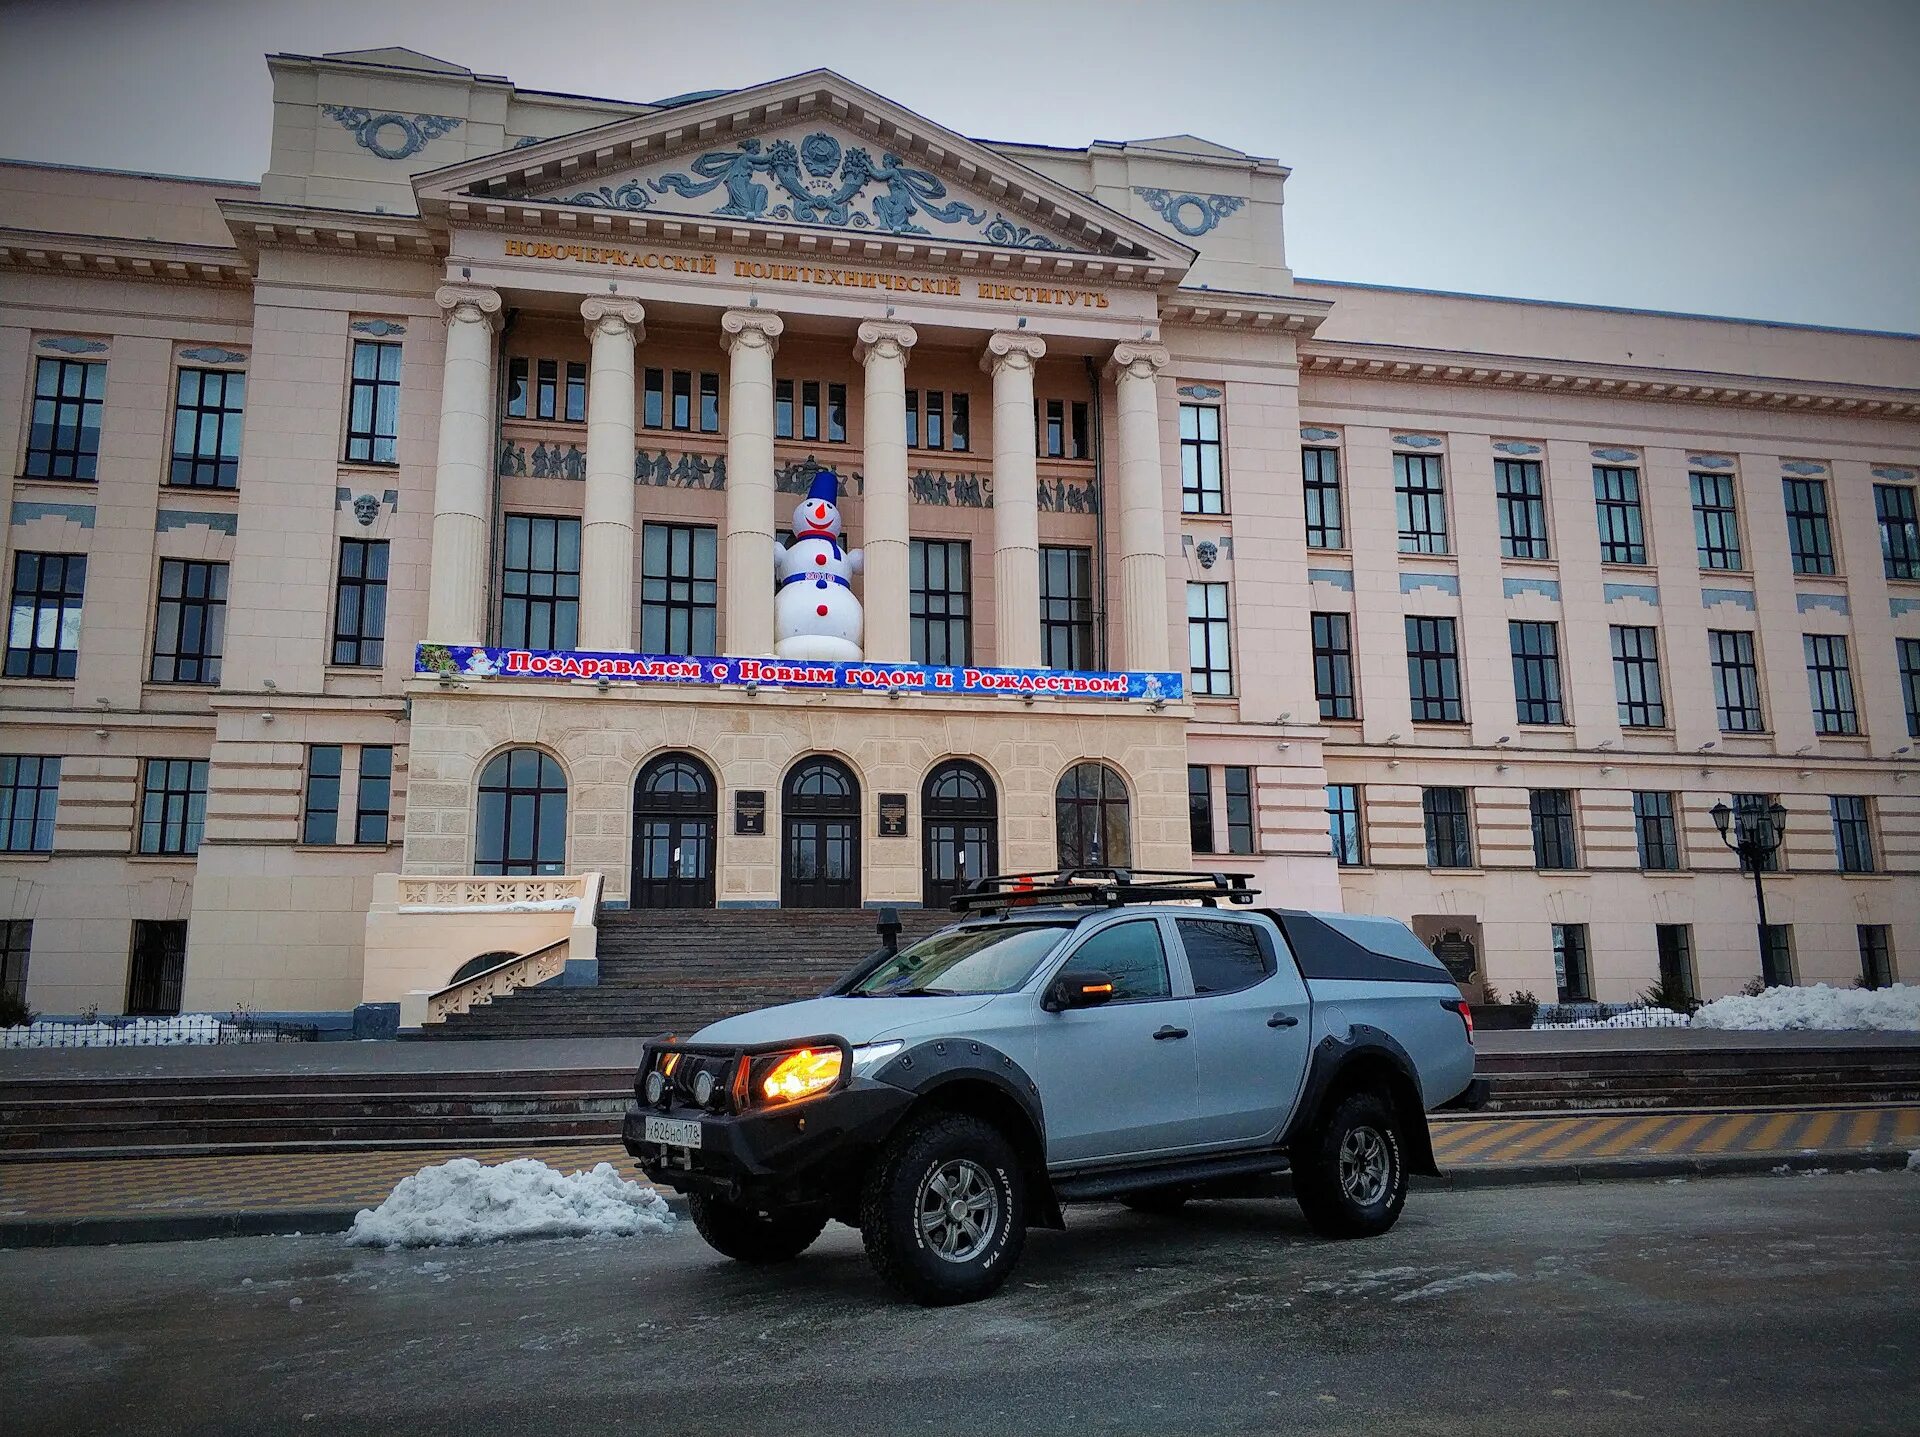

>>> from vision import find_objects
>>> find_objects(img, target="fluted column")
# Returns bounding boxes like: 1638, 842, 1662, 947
1109, 342, 1172, 673
578, 298, 646, 651
720, 308, 785, 656
426, 284, 502, 644
855, 320, 918, 663
981, 331, 1047, 668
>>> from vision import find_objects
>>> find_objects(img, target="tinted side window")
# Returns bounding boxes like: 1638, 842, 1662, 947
1178, 918, 1275, 996
1067, 921, 1170, 1001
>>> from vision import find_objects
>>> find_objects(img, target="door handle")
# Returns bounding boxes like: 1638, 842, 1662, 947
1152, 1025, 1189, 1041
1267, 1013, 1300, 1028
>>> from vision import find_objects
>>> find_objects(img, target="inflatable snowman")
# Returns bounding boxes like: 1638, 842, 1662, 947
774, 471, 865, 661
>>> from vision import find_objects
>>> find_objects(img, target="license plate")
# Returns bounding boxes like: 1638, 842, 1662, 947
644, 1116, 702, 1150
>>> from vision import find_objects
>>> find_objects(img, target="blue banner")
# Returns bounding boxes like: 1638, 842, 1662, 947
415, 644, 1183, 702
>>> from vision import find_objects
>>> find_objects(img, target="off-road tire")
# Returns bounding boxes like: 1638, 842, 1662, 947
1290, 1089, 1409, 1239
1120, 1187, 1191, 1215
687, 1192, 829, 1264
860, 1112, 1026, 1306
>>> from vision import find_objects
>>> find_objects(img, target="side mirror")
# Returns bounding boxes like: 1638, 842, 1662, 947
1043, 969, 1118, 1013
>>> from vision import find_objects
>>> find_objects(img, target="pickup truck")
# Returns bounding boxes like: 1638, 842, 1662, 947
624, 869, 1487, 1305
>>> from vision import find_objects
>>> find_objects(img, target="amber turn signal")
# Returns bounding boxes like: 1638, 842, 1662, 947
761, 1047, 843, 1103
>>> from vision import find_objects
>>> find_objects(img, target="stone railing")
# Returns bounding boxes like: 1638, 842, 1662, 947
425, 938, 570, 1023
397, 874, 592, 910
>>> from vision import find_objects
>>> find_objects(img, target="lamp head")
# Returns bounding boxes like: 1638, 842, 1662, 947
1711, 800, 1732, 841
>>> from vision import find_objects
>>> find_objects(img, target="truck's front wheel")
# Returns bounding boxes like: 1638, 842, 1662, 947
859, 1113, 1026, 1306
1291, 1090, 1409, 1238
687, 1192, 827, 1264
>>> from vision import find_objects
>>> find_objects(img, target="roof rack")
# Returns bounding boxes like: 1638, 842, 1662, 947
950, 868, 1258, 914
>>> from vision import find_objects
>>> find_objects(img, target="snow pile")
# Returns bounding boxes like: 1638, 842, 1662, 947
1392, 1270, 1517, 1303
1534, 1008, 1691, 1030
1, 1015, 258, 1048
397, 898, 580, 914
1907, 1150, 1919, 1173
1692, 983, 1920, 1033
346, 1158, 675, 1249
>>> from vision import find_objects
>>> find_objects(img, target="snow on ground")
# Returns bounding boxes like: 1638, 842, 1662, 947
397, 899, 580, 914
346, 1158, 676, 1249
0, 1015, 264, 1048
1908, 1150, 1920, 1173
1692, 982, 1920, 1032
1533, 1008, 1692, 1030
1392, 1271, 1518, 1303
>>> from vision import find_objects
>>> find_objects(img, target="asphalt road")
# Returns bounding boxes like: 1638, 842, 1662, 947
3, 1171, 1916, 1436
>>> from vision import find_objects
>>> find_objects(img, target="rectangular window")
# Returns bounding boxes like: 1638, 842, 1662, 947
1068, 400, 1088, 459
1633, 791, 1681, 871
905, 388, 919, 448
1312, 612, 1356, 720
6, 552, 86, 680
801, 380, 820, 441
1877, 483, 1919, 581
1422, 787, 1473, 867
1691, 471, 1743, 570
951, 392, 972, 453
1901, 638, 1920, 738
302, 745, 341, 845
1593, 465, 1647, 564
1180, 404, 1224, 514
506, 357, 529, 418
1529, 789, 1578, 870
1803, 633, 1858, 735
566, 361, 588, 423
1831, 795, 1875, 873
137, 757, 207, 856
1859, 925, 1896, 988
774, 378, 794, 439
0, 920, 28, 1005
640, 522, 719, 657
671, 370, 693, 431
910, 539, 971, 666
1406, 616, 1463, 722
1495, 459, 1549, 559
500, 514, 581, 650
345, 340, 401, 464
1302, 447, 1343, 549
1039, 546, 1093, 671
1655, 924, 1696, 1005
1709, 629, 1765, 732
149, 560, 227, 685
924, 390, 944, 450
644, 368, 665, 429
1553, 924, 1592, 1003
168, 368, 245, 488
1327, 784, 1363, 866
1394, 453, 1449, 554
535, 358, 558, 420
1045, 399, 1066, 459
697, 372, 719, 433
1224, 766, 1254, 855
1510, 621, 1566, 725
357, 746, 393, 846
1187, 582, 1232, 696
25, 356, 105, 480
1733, 793, 1782, 872
1611, 625, 1666, 728
1761, 925, 1796, 988
0, 756, 60, 854
1188, 765, 1214, 855
332, 539, 388, 667
1783, 477, 1836, 575
826, 382, 847, 443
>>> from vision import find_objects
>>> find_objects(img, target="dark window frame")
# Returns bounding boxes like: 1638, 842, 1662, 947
1760, 925, 1796, 987
1055, 761, 1131, 868
1783, 476, 1837, 575
1394, 452, 1449, 555
1187, 581, 1232, 696
1039, 545, 1094, 671
25, 356, 106, 481
0, 919, 28, 1004
1656, 924, 1696, 1004
1495, 458, 1549, 559
332, 538, 389, 668
344, 340, 401, 465
1633, 791, 1681, 871
6, 552, 86, 680
1302, 446, 1344, 549
1406, 615, 1464, 723
1510, 620, 1566, 726
1709, 628, 1765, 733
644, 368, 666, 429
1691, 471, 1744, 570
1876, 482, 1919, 581
1900, 637, 1920, 739
910, 538, 971, 667
1188, 765, 1214, 855
1611, 624, 1666, 728
1179, 403, 1225, 515
168, 367, 246, 489
1422, 787, 1473, 868
1593, 464, 1647, 565
1311, 611, 1356, 720
1224, 766, 1254, 855
1328, 783, 1363, 866
475, 747, 568, 876
1803, 632, 1859, 736
640, 521, 719, 658
137, 757, 207, 856
302, 745, 342, 845
1553, 923, 1592, 1003
149, 559, 228, 686
356, 745, 393, 846
1831, 795, 1875, 874
500, 514, 581, 651
1858, 925, 1896, 989
0, 755, 61, 854
1529, 789, 1579, 870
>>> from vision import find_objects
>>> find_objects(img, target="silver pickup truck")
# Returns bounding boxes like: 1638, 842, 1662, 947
625, 869, 1487, 1305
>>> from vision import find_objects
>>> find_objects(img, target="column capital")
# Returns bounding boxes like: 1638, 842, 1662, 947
979, 330, 1046, 376
854, 320, 918, 367
434, 283, 503, 332
1107, 341, 1170, 382
720, 307, 785, 356
581, 296, 646, 342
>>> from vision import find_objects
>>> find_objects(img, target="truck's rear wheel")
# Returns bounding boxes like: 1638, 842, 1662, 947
687, 1192, 827, 1264
1291, 1090, 1408, 1238
860, 1112, 1026, 1306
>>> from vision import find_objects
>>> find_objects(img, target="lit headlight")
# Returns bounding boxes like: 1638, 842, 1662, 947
760, 1047, 843, 1103
850, 1040, 904, 1074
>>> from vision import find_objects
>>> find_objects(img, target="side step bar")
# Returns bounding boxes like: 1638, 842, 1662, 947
1051, 1149, 1291, 1203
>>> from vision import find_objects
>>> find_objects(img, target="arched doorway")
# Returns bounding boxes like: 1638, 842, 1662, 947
783, 756, 860, 909
1055, 761, 1131, 869
631, 752, 718, 909
922, 759, 998, 909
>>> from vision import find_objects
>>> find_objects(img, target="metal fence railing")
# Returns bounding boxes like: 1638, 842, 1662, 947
0, 1014, 320, 1048
1530, 1001, 1693, 1029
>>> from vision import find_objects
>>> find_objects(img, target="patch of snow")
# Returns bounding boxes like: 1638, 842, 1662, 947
1907, 1150, 1919, 1172
346, 1158, 675, 1249
0, 1015, 275, 1048
397, 899, 580, 914
1691, 982, 1920, 1032
1391, 1270, 1518, 1303
1533, 1008, 1692, 1030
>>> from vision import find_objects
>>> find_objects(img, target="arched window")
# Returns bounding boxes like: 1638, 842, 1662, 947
632, 752, 717, 908
1055, 761, 1131, 869
475, 748, 568, 875
783, 756, 860, 908
923, 759, 998, 908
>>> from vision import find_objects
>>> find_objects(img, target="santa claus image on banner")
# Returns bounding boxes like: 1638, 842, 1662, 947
773, 470, 865, 661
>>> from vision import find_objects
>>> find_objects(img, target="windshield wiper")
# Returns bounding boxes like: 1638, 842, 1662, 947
875, 986, 953, 998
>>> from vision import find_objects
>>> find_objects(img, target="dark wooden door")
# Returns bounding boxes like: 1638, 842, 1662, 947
783, 757, 860, 909
126, 920, 186, 1016
631, 754, 718, 909
922, 759, 999, 909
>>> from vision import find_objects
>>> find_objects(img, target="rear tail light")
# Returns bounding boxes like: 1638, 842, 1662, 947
1448, 998, 1474, 1041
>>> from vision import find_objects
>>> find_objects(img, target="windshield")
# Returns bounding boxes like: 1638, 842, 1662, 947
853, 923, 1069, 997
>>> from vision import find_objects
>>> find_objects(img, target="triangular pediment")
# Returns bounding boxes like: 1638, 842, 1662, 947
416, 70, 1194, 276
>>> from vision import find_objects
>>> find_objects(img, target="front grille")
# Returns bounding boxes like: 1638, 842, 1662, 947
657, 1052, 737, 1112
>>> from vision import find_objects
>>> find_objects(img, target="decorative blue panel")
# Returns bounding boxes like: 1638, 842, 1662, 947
1132, 188, 1244, 237
11, 500, 95, 529
156, 509, 237, 536
1301, 426, 1340, 442
1401, 571, 1460, 597
1689, 455, 1734, 470
1781, 460, 1828, 476
1796, 592, 1850, 616
1503, 577, 1561, 600
1493, 441, 1541, 456
1308, 567, 1354, 592
557, 182, 654, 211
179, 346, 246, 365
1893, 597, 1920, 618
1872, 466, 1916, 482
981, 215, 1066, 250
512, 135, 543, 149
1177, 384, 1224, 400
38, 336, 107, 354
321, 106, 463, 161
1393, 434, 1442, 449
1701, 587, 1757, 612
351, 320, 407, 337
1591, 447, 1638, 463
1604, 582, 1659, 606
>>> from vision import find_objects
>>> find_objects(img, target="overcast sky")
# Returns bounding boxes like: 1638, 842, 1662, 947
3, 0, 1916, 332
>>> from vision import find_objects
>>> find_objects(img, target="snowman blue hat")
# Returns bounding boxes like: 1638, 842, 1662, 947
805, 470, 840, 506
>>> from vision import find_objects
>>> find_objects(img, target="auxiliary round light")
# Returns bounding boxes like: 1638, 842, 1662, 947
643, 1070, 667, 1105
693, 1070, 718, 1107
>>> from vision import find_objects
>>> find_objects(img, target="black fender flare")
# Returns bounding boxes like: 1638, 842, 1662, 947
1281, 1025, 1440, 1177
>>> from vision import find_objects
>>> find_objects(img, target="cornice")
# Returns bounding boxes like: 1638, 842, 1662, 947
218, 200, 444, 263
0, 227, 249, 286
1161, 287, 1331, 333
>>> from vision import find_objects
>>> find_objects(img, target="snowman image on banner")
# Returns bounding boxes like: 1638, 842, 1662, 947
773, 470, 865, 661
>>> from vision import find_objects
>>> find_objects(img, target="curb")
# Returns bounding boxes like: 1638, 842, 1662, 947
1414, 1147, 1912, 1190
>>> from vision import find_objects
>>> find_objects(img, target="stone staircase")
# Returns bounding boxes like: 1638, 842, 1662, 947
424, 907, 953, 1040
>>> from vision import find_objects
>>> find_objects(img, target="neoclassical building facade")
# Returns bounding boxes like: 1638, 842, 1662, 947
1, 47, 1916, 1024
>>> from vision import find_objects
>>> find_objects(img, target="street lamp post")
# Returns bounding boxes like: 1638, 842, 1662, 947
1711, 798, 1789, 984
